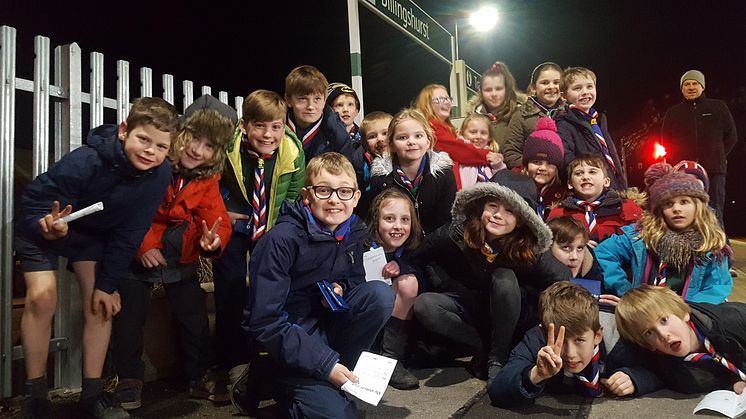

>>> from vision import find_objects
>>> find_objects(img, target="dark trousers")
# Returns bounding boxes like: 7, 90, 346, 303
211, 233, 253, 370
274, 280, 394, 419
413, 268, 524, 365
111, 275, 209, 382
710, 173, 726, 229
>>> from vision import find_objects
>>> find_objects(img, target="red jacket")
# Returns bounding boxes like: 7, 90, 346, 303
138, 175, 232, 264
546, 191, 642, 243
430, 119, 489, 166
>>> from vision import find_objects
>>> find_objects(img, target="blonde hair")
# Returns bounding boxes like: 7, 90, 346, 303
285, 65, 329, 98
367, 188, 422, 250
638, 196, 726, 253
415, 83, 454, 132
242, 90, 286, 123
459, 113, 499, 153
360, 111, 393, 146
387, 108, 435, 167
305, 152, 357, 189
616, 285, 691, 348
540, 281, 600, 338
170, 109, 232, 179
560, 67, 597, 93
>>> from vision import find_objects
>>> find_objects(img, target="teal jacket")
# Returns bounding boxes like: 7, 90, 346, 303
223, 126, 305, 230
595, 224, 732, 304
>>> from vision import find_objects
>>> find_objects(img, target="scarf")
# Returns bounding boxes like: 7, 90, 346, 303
683, 321, 746, 381
575, 345, 603, 397
396, 154, 428, 196
655, 229, 708, 273
569, 105, 618, 175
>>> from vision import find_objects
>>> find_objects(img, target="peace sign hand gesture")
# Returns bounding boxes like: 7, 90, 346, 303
530, 323, 566, 385
199, 217, 222, 252
39, 201, 73, 240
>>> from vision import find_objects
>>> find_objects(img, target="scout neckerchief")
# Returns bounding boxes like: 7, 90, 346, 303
529, 95, 560, 118
575, 344, 603, 397
303, 205, 357, 242
476, 164, 490, 183
287, 112, 323, 148
569, 105, 618, 176
536, 184, 551, 218
642, 253, 695, 300
481, 242, 497, 263
683, 321, 746, 381
574, 194, 604, 233
170, 173, 189, 202
244, 144, 274, 241
396, 153, 428, 196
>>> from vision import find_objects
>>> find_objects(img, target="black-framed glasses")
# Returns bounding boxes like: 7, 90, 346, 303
307, 186, 357, 201
431, 96, 453, 104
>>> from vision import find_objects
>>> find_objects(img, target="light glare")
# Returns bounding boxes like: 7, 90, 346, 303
469, 6, 499, 32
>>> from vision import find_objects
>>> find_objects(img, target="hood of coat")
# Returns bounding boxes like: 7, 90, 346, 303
370, 150, 453, 178
449, 182, 552, 254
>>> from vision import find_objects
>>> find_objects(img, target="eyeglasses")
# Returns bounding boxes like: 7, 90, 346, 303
431, 96, 453, 105
306, 186, 357, 201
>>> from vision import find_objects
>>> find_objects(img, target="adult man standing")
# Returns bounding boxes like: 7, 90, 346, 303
661, 69, 738, 226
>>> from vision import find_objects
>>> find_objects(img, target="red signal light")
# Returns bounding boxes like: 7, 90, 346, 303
653, 142, 667, 160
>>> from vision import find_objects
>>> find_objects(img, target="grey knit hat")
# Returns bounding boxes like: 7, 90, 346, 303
680, 70, 705, 89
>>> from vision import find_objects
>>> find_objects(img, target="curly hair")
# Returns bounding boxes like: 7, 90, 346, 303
638, 196, 726, 254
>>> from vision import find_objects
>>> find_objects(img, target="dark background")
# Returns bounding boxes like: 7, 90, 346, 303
3, 0, 746, 233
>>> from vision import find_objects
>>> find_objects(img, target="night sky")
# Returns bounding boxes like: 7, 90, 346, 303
3, 0, 746, 230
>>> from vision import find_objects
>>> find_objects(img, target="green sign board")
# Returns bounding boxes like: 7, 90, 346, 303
361, 0, 453, 64
465, 63, 482, 95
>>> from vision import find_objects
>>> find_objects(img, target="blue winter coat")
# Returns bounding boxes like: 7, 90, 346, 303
489, 324, 661, 407
244, 199, 375, 380
595, 224, 732, 304
288, 105, 354, 165
17, 124, 171, 293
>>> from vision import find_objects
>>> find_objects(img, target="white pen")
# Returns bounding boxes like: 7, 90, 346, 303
53, 201, 104, 225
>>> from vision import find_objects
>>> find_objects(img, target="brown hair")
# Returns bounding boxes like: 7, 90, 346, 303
560, 67, 597, 93
566, 153, 609, 178
285, 65, 329, 98
367, 188, 422, 250
616, 285, 691, 348
387, 108, 435, 167
242, 90, 286, 123
125, 97, 180, 138
540, 281, 601, 338
170, 109, 233, 179
305, 152, 357, 189
478, 61, 520, 122
528, 62, 562, 94
462, 196, 538, 266
548, 216, 589, 245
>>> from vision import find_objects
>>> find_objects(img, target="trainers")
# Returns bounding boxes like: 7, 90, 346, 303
486, 362, 504, 388
21, 397, 52, 419
189, 373, 230, 403
389, 362, 419, 390
113, 379, 142, 410
230, 363, 258, 416
79, 392, 130, 419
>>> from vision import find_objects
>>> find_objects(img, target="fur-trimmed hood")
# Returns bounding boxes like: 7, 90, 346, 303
370, 150, 453, 178
449, 182, 552, 254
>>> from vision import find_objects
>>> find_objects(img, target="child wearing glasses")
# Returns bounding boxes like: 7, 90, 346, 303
212, 90, 306, 385
362, 108, 457, 235
241, 152, 394, 418
415, 84, 503, 179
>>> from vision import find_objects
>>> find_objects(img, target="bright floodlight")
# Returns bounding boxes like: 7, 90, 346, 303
469, 6, 499, 32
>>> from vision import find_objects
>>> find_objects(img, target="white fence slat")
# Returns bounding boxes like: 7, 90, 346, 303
140, 67, 152, 97
117, 60, 130, 123
90, 51, 104, 127
32, 35, 50, 177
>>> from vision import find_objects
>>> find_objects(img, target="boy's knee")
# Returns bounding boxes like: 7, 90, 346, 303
25, 287, 56, 317
395, 275, 419, 300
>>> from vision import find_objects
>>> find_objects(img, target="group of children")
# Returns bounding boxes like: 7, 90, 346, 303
14, 61, 743, 419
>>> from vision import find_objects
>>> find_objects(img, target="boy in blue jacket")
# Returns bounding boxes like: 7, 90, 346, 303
489, 281, 660, 408
240, 152, 394, 418
15, 97, 179, 419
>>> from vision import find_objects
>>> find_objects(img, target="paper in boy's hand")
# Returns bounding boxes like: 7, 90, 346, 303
363, 247, 391, 285
693, 389, 746, 418
341, 351, 397, 406
52, 201, 104, 225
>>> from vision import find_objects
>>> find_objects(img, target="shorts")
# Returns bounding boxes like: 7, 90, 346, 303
15, 234, 104, 273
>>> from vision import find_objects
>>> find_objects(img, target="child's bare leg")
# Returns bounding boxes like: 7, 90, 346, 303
21, 271, 57, 379
392, 274, 418, 320
73, 261, 110, 379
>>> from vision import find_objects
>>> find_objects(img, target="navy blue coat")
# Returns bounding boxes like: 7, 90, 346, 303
555, 107, 627, 190
488, 325, 661, 407
288, 105, 354, 165
17, 124, 171, 293
244, 199, 370, 380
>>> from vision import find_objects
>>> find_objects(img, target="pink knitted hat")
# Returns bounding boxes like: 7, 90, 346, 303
644, 162, 709, 212
522, 117, 564, 168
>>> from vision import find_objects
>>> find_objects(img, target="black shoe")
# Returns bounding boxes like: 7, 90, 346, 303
486, 361, 504, 388
21, 397, 52, 419
230, 355, 274, 416
112, 378, 142, 410
80, 392, 130, 419
389, 362, 419, 390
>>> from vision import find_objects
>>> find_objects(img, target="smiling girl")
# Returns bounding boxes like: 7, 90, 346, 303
455, 114, 507, 190
596, 162, 732, 304
518, 117, 566, 220
468, 61, 523, 151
